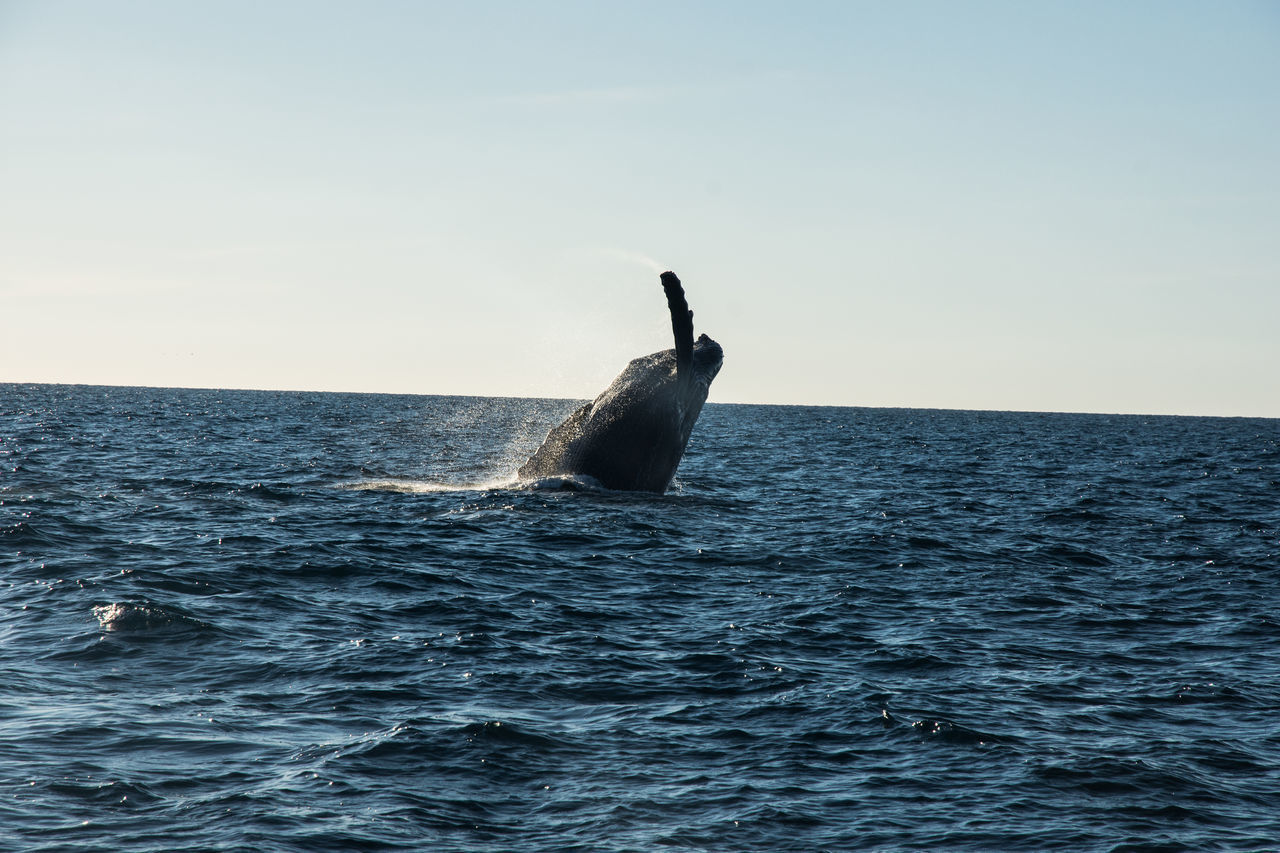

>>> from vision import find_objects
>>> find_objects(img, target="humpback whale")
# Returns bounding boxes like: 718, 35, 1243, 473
518, 271, 723, 493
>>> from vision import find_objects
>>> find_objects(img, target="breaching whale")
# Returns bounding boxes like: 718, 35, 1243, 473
518, 271, 723, 493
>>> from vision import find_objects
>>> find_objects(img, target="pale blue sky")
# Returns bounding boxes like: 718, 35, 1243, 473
3, 1, 1277, 415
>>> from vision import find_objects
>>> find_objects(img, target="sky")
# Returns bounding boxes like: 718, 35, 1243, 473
2, 1, 1278, 416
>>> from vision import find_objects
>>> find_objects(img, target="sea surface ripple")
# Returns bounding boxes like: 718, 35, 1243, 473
2, 384, 1278, 851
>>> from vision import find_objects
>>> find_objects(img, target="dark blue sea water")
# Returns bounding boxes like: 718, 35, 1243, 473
3, 383, 1278, 852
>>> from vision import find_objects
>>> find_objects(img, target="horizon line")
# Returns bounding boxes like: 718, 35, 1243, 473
3, 379, 1275, 421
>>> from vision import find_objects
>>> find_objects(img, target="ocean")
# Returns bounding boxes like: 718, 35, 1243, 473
2, 383, 1278, 852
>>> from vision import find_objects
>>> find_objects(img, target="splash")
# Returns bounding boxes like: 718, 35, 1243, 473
338, 474, 611, 493
338, 477, 518, 494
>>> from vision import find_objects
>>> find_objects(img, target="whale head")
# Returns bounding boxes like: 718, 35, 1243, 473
691, 333, 724, 390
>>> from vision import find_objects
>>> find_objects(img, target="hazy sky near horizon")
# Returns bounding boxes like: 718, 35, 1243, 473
3, 1, 1278, 416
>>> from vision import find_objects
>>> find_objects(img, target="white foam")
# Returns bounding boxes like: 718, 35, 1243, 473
337, 477, 518, 494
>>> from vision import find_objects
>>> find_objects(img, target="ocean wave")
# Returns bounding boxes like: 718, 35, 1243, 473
4, 385, 1279, 852
91, 601, 216, 635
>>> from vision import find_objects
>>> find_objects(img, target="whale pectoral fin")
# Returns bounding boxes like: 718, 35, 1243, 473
661, 271, 694, 390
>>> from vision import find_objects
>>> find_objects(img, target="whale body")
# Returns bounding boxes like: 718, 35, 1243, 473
518, 271, 723, 493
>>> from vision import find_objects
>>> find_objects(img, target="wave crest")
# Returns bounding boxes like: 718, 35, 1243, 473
92, 601, 213, 634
